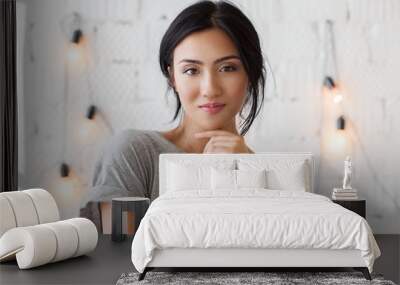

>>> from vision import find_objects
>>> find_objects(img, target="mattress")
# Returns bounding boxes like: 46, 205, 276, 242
131, 189, 381, 273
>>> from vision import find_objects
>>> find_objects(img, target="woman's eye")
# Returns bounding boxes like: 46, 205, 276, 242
220, 65, 237, 72
183, 68, 198, 75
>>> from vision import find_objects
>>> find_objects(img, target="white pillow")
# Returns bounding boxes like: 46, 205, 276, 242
211, 168, 236, 190
211, 168, 267, 190
237, 159, 308, 191
236, 169, 267, 188
266, 162, 306, 191
167, 160, 235, 192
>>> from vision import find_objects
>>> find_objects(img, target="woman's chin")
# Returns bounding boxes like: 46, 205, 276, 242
194, 111, 235, 131
198, 121, 230, 131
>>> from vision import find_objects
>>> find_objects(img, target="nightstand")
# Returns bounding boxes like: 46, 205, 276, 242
111, 197, 150, 242
332, 199, 366, 218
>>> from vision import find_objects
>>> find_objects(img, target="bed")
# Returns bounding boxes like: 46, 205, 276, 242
130, 153, 381, 281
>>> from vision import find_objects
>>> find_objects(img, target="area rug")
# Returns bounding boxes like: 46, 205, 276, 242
116, 271, 397, 285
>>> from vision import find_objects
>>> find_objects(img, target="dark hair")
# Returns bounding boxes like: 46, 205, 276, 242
159, 0, 266, 136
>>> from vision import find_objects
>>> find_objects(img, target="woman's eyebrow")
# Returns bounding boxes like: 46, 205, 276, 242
178, 55, 240, 65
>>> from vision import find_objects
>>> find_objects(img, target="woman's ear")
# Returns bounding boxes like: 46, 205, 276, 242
167, 65, 176, 90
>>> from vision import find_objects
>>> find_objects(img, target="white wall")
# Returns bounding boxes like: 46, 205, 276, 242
18, 0, 400, 233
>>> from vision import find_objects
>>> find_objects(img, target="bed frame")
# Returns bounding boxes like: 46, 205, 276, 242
142, 248, 371, 280
138, 153, 372, 281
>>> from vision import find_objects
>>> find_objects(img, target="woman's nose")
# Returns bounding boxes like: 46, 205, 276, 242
201, 71, 222, 98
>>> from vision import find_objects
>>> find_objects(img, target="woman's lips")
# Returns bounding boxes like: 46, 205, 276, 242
199, 105, 225, 114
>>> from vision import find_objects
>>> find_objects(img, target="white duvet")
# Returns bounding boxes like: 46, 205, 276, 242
131, 189, 381, 273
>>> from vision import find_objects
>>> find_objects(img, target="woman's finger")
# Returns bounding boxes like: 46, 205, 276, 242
205, 142, 234, 153
209, 142, 235, 148
208, 136, 238, 143
207, 146, 231, 153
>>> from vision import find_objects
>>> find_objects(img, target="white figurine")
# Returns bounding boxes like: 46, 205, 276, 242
342, 155, 352, 190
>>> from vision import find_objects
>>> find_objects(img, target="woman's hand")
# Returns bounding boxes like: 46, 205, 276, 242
194, 130, 254, 154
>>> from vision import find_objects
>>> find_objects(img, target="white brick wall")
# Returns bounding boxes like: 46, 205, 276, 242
18, 0, 400, 233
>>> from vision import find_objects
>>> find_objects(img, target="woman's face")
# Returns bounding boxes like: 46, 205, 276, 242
170, 27, 249, 131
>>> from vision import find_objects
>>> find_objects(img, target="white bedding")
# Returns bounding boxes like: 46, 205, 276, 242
131, 189, 381, 273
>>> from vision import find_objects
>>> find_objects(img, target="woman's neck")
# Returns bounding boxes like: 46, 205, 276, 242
161, 118, 239, 153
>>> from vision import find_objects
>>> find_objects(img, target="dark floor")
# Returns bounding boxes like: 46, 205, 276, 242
0, 234, 399, 285
374, 234, 400, 284
0, 235, 134, 285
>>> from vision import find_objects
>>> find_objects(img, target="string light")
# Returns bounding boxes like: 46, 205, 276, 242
337, 115, 346, 130
71, 29, 83, 44
68, 29, 84, 64
51, 12, 114, 219
323, 76, 343, 104
76, 106, 101, 144
86, 105, 97, 120
333, 93, 343, 104
60, 162, 70, 178
321, 20, 350, 157
325, 131, 349, 157
60, 23, 85, 179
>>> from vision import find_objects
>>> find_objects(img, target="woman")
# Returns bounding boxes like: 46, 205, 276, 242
80, 0, 266, 233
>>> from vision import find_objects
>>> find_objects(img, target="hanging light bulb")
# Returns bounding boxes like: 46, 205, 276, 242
71, 29, 83, 44
337, 115, 346, 130
75, 105, 101, 144
86, 105, 97, 120
333, 93, 343, 104
50, 166, 82, 219
60, 162, 70, 178
68, 29, 84, 64
323, 76, 343, 104
328, 131, 348, 155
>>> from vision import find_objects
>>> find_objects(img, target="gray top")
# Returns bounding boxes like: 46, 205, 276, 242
85, 129, 185, 203
80, 129, 184, 231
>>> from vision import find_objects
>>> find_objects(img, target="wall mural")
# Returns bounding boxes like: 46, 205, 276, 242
18, 0, 400, 233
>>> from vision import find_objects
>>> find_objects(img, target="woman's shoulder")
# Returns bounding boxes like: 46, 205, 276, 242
101, 128, 183, 160
94, 129, 184, 171
110, 128, 156, 142
106, 128, 156, 148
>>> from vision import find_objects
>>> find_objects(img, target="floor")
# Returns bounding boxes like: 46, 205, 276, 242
0, 235, 134, 285
0, 234, 399, 285
374, 234, 400, 284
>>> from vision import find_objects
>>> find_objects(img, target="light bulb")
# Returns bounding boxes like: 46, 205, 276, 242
326, 132, 348, 155
60, 163, 70, 177
333, 93, 343, 104
75, 116, 102, 145
68, 43, 83, 63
